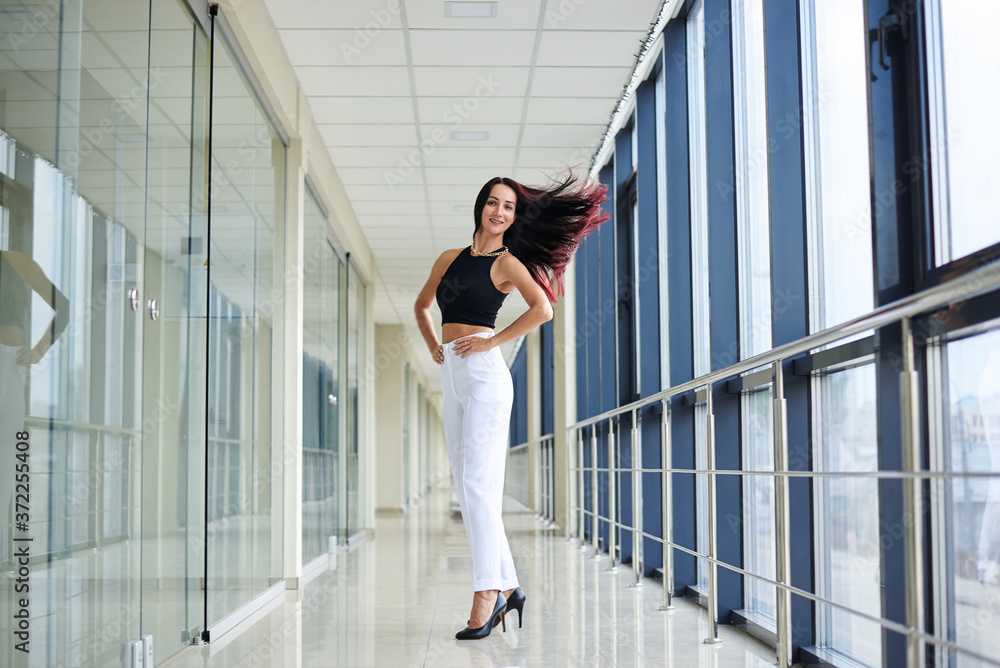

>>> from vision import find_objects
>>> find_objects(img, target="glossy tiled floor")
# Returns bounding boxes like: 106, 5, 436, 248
161, 488, 778, 667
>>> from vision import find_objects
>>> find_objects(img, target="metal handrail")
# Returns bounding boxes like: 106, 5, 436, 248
566, 263, 1000, 668
568, 259, 1000, 431
563, 260, 1000, 667
509, 433, 554, 451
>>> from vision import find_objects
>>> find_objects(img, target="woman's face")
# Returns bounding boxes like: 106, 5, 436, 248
480, 183, 517, 237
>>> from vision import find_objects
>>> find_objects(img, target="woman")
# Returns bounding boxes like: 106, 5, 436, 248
414, 174, 607, 639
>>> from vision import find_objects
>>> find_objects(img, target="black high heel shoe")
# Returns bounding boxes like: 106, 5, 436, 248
493, 587, 525, 629
456, 592, 506, 640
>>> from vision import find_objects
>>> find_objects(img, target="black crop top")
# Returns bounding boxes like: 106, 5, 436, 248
436, 247, 509, 328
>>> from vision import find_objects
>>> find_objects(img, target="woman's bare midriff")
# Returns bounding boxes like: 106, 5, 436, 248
442, 323, 493, 344
0, 325, 25, 347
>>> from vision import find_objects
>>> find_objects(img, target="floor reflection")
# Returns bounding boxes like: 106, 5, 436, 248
160, 486, 777, 668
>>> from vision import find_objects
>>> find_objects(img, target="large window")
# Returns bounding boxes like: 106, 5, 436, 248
687, 0, 711, 591
803, 4, 882, 663
733, 0, 776, 624
813, 364, 881, 665
926, 0, 1000, 265
934, 328, 1000, 666
802, 0, 874, 333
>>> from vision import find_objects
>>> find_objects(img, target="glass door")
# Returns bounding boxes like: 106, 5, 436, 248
0, 0, 150, 666
139, 0, 210, 661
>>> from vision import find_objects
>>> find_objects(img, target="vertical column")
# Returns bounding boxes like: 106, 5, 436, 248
554, 267, 576, 534
362, 278, 377, 531
526, 330, 541, 511
373, 325, 406, 515
281, 136, 304, 587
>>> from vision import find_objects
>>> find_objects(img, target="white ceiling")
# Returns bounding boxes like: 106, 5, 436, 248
264, 0, 663, 389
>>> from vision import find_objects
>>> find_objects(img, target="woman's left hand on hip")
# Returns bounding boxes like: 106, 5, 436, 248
453, 335, 493, 358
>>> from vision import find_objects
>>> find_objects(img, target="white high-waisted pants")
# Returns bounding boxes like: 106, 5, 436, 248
441, 332, 519, 593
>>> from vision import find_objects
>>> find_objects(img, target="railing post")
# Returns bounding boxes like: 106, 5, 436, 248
579, 429, 587, 545
550, 438, 556, 523
660, 399, 675, 611
631, 408, 643, 587
607, 417, 618, 571
592, 425, 600, 558
901, 317, 926, 668
704, 383, 722, 645
567, 430, 575, 539
773, 360, 792, 667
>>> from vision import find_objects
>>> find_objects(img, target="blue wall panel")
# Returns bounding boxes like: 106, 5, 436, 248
637, 75, 664, 574
704, 0, 742, 621
614, 125, 635, 564
663, 22, 697, 593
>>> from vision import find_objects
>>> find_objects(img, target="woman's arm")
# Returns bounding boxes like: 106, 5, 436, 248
414, 249, 459, 365
8, 251, 70, 364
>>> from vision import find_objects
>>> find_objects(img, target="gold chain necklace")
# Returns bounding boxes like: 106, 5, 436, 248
469, 242, 508, 258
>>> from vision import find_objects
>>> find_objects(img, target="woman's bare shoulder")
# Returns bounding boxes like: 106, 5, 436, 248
495, 251, 526, 272
433, 247, 464, 268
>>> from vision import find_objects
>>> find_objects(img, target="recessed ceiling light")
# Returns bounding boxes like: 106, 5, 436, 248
445, 2, 497, 18
453, 205, 474, 212
451, 131, 489, 141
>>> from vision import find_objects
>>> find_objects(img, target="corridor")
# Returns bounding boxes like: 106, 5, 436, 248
161, 489, 776, 668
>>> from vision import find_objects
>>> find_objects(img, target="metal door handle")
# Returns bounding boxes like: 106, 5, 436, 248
328, 394, 337, 405
129, 288, 140, 311
878, 12, 903, 71
149, 299, 159, 321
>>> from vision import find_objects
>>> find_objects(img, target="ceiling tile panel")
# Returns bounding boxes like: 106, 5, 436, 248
524, 96, 616, 125
408, 30, 537, 67
416, 96, 524, 125
319, 124, 418, 147
419, 123, 520, 147
265, 0, 404, 29
413, 66, 530, 97
543, 0, 662, 30
344, 184, 427, 201
529, 66, 631, 98
520, 123, 606, 148
279, 29, 407, 66
424, 167, 509, 184
421, 146, 515, 168
536, 30, 646, 67
296, 66, 411, 96
311, 96, 415, 123
406, 0, 543, 30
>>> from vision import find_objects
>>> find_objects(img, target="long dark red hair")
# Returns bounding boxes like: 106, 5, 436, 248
473, 173, 609, 302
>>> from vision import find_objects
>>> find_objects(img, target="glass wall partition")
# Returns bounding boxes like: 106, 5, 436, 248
141, 1, 210, 659
345, 261, 364, 538
302, 187, 340, 565
204, 23, 285, 628
0, 0, 213, 664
